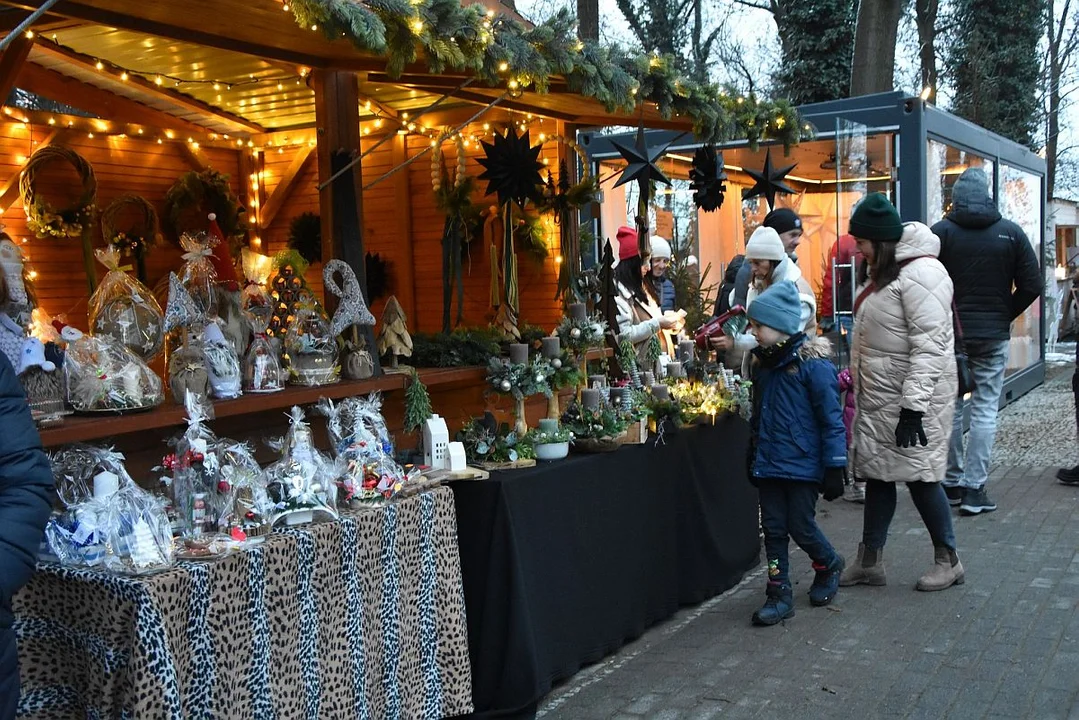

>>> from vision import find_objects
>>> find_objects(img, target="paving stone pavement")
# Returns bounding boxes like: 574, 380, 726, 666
538, 363, 1079, 720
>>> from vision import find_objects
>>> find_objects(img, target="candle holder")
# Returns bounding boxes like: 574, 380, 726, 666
486, 354, 554, 436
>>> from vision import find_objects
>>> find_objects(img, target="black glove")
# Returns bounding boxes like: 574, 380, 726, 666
895, 408, 928, 448
822, 467, 845, 501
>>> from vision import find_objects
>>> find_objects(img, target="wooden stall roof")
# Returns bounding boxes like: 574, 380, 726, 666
0, 0, 693, 136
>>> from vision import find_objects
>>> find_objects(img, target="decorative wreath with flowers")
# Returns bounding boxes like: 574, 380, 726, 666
101, 194, 160, 256
19, 146, 97, 239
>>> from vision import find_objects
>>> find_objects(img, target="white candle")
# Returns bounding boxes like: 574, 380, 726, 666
93, 470, 120, 500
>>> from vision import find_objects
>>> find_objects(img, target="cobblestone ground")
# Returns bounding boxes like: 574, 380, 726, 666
538, 361, 1079, 720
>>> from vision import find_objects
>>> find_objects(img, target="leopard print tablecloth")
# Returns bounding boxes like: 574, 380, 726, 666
12, 487, 473, 719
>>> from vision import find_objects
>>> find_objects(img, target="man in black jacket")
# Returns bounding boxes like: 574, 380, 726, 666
0, 353, 53, 720
935, 167, 1041, 516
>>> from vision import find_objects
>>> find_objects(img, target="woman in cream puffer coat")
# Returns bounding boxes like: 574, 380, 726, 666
849, 222, 958, 482
838, 193, 963, 594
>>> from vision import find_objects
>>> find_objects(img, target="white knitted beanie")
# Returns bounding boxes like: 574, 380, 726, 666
744, 226, 785, 262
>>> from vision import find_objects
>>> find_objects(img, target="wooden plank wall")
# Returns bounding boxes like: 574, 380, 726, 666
4, 122, 565, 336
261, 131, 565, 335
0, 121, 241, 328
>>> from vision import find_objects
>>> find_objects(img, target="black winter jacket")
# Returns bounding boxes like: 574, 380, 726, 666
933, 168, 1041, 342
0, 353, 52, 630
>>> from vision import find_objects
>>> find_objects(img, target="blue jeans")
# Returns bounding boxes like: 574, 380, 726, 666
862, 479, 956, 551
946, 340, 1010, 490
758, 479, 839, 586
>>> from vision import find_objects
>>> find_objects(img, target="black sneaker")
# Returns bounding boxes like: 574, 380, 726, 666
944, 485, 962, 506
1058, 465, 1079, 485
959, 488, 997, 515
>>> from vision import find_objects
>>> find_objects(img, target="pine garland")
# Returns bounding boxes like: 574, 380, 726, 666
287, 3, 808, 147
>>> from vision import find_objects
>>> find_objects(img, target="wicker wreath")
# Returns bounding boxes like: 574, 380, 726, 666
101, 194, 161, 256
19, 146, 97, 239
163, 169, 244, 248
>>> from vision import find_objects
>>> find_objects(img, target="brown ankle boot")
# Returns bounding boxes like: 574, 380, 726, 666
839, 543, 886, 586
916, 545, 965, 591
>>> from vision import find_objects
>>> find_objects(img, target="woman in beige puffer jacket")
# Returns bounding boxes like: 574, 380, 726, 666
837, 193, 963, 593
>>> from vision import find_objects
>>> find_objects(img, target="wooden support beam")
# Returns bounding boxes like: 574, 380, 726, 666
16, 62, 211, 137
312, 70, 363, 270
259, 143, 313, 229
178, 140, 209, 172
0, 126, 61, 214
403, 85, 580, 123
391, 133, 415, 322
313, 69, 380, 375
238, 146, 256, 237
32, 39, 266, 134
0, 31, 33, 102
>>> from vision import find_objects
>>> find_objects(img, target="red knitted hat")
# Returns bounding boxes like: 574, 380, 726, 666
206, 213, 239, 286
616, 226, 639, 261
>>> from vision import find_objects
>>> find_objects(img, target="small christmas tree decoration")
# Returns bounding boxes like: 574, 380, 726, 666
404, 367, 433, 435
267, 249, 312, 339
689, 145, 728, 212
377, 295, 413, 369
741, 149, 798, 210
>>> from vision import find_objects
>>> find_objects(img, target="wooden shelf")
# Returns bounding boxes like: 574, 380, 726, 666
38, 366, 488, 448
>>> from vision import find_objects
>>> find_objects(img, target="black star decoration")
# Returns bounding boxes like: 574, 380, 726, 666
610, 125, 672, 192
741, 149, 797, 210
477, 129, 544, 207
689, 145, 728, 212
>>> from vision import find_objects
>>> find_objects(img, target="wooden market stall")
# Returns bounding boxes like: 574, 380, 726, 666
0, 0, 772, 458
0, 1, 807, 717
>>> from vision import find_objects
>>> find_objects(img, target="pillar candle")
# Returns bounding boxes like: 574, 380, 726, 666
666, 361, 683, 379
581, 388, 602, 409
679, 340, 696, 362
568, 303, 588, 322
509, 343, 529, 365
538, 417, 559, 433
541, 337, 561, 358
641, 371, 655, 387
589, 374, 607, 389
651, 384, 670, 401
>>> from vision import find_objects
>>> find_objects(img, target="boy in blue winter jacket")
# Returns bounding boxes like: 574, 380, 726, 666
746, 281, 847, 626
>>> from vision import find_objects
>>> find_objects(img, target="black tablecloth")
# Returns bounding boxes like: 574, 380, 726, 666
451, 417, 760, 719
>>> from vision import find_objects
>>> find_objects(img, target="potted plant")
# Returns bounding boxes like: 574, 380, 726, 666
526, 418, 572, 461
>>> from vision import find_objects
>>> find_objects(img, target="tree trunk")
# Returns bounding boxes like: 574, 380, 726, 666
849, 0, 905, 96
577, 0, 599, 40
915, 0, 939, 100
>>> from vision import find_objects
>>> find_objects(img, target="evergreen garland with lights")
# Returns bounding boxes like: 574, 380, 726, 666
286, 3, 808, 147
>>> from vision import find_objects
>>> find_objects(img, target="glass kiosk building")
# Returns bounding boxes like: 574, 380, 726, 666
581, 91, 1047, 405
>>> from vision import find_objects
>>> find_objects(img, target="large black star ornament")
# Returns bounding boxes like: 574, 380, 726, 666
610, 125, 672, 191
741, 149, 797, 210
477, 129, 544, 207
689, 144, 728, 212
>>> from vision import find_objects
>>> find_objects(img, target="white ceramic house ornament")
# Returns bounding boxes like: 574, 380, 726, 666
423, 414, 450, 469
447, 442, 467, 472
